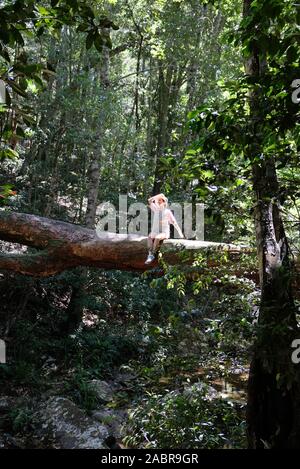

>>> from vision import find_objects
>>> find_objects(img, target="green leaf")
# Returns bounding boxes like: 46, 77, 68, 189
10, 28, 24, 47
76, 23, 90, 32
0, 46, 10, 63
94, 34, 104, 52
37, 6, 51, 16
8, 81, 28, 98
104, 35, 112, 49
16, 126, 25, 137
37, 27, 45, 37
86, 31, 95, 50
0, 148, 19, 160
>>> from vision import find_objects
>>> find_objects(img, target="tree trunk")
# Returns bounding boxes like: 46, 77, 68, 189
152, 62, 173, 195
0, 210, 247, 277
61, 285, 85, 335
244, 0, 300, 449
78, 30, 111, 333
85, 29, 110, 229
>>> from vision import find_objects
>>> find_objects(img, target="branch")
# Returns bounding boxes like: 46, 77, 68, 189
110, 42, 134, 57
0, 251, 69, 276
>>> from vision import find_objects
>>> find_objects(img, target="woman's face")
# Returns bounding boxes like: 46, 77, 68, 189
158, 198, 165, 206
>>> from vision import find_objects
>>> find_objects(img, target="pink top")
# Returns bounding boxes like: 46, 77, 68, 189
149, 202, 179, 238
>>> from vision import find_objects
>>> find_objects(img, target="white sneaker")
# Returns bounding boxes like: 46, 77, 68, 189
145, 253, 155, 264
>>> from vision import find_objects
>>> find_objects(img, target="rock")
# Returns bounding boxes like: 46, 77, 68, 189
115, 371, 137, 385
0, 396, 18, 412
177, 339, 201, 356
162, 381, 219, 406
88, 380, 115, 403
177, 311, 189, 321
183, 382, 218, 401
33, 397, 108, 449
177, 328, 208, 356
191, 308, 203, 317
91, 408, 127, 439
2, 433, 26, 449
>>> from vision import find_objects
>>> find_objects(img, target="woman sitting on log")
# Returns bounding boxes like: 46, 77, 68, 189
145, 193, 184, 265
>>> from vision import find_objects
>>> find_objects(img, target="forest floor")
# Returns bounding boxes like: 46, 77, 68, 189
0, 269, 258, 449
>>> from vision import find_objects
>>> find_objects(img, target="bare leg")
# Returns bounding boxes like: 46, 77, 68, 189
153, 233, 167, 253
147, 235, 154, 252
145, 234, 167, 264
145, 236, 156, 264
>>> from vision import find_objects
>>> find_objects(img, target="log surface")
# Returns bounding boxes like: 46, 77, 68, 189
0, 210, 252, 277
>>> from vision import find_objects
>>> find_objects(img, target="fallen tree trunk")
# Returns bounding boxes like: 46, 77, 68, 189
0, 210, 252, 277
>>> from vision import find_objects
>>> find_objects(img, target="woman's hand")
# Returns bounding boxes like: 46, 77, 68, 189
148, 196, 157, 204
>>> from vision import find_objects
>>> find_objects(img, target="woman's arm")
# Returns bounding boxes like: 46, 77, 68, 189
167, 210, 185, 238
148, 194, 165, 204
148, 197, 159, 212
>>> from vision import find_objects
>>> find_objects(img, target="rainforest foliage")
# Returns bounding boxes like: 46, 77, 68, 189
0, 0, 300, 450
